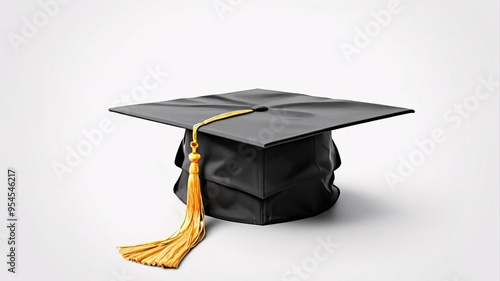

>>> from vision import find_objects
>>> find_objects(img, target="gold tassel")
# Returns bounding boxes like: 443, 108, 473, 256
118, 109, 254, 268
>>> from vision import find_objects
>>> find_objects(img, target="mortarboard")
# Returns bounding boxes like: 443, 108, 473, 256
109, 89, 414, 268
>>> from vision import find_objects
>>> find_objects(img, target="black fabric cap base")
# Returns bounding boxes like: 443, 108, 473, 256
173, 130, 341, 225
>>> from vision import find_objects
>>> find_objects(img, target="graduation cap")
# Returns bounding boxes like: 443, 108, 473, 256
109, 89, 414, 268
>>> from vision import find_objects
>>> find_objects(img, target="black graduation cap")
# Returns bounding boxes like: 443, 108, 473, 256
109, 89, 414, 268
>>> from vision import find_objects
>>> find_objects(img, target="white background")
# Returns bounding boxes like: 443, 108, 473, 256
0, 0, 498, 280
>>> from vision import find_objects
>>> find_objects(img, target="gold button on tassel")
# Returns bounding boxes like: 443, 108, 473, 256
118, 109, 254, 268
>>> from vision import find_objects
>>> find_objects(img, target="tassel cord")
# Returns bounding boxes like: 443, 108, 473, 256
118, 108, 254, 268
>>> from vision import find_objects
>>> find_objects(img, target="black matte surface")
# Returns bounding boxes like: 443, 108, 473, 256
109, 89, 414, 148
174, 131, 341, 225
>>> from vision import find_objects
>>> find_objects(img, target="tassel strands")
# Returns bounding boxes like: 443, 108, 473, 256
118, 109, 255, 268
